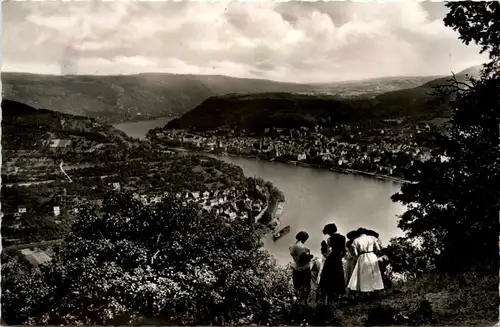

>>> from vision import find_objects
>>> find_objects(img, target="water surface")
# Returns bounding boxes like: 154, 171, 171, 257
115, 117, 406, 265
113, 117, 175, 140
212, 156, 405, 264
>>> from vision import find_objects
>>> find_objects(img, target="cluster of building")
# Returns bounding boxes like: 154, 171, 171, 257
154, 122, 440, 178
131, 186, 266, 222
4, 184, 268, 269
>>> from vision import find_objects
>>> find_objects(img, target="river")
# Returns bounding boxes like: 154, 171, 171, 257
114, 118, 406, 265
113, 117, 176, 140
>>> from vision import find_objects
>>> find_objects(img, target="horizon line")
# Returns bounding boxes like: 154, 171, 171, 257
1, 64, 483, 85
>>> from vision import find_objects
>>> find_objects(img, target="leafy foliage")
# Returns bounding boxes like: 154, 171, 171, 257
391, 1, 500, 273
385, 236, 441, 279
444, 1, 500, 75
1, 254, 52, 325
1, 191, 293, 325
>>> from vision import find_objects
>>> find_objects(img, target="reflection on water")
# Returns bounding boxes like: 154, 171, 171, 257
113, 117, 406, 266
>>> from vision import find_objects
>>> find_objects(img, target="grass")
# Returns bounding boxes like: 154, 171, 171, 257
333, 271, 498, 326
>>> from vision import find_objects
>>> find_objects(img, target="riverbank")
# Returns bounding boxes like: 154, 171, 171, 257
168, 146, 411, 185
261, 200, 286, 233
111, 115, 178, 124
254, 200, 286, 239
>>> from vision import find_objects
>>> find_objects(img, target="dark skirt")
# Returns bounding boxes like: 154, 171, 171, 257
292, 268, 312, 292
319, 256, 345, 296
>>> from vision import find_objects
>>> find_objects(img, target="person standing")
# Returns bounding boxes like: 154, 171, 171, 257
347, 228, 384, 299
318, 223, 346, 306
365, 229, 383, 255
289, 231, 313, 304
309, 255, 325, 305
343, 230, 360, 292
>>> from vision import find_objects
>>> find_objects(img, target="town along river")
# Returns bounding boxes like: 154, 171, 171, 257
114, 118, 406, 266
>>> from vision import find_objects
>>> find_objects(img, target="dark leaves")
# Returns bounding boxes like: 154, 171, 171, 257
391, 1, 500, 274
3, 190, 293, 325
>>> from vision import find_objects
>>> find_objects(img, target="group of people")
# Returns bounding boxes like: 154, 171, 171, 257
289, 224, 390, 307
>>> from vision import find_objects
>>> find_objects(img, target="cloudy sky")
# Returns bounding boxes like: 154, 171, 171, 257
2, 0, 487, 83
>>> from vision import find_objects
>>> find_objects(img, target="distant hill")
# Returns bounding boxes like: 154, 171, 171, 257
165, 65, 484, 132
166, 93, 372, 132
366, 65, 483, 117
1, 72, 449, 124
310, 75, 446, 98
1, 99, 134, 151
1, 73, 315, 124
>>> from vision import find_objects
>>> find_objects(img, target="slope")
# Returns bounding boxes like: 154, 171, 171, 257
2, 72, 449, 124
165, 65, 483, 132
368, 64, 483, 118
1, 99, 134, 151
166, 92, 375, 132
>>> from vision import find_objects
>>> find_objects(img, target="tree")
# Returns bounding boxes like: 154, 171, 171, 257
2, 191, 294, 325
1, 254, 52, 325
391, 1, 499, 273
444, 1, 500, 76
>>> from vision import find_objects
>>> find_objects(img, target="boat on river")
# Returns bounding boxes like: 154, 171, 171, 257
272, 225, 291, 242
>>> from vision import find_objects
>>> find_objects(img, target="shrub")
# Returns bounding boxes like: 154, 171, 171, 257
1, 191, 294, 325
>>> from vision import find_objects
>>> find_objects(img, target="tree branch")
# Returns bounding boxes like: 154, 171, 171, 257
426, 72, 474, 97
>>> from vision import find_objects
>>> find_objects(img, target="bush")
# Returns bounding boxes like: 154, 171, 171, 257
1, 255, 52, 325
385, 235, 441, 279
1, 191, 294, 325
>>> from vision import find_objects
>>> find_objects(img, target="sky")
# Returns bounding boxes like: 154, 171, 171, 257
2, 0, 488, 83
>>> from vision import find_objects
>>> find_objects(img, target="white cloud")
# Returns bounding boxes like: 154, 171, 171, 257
2, 1, 487, 83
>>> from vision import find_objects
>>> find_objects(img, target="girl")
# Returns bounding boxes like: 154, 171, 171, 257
347, 228, 384, 299
343, 230, 359, 297
318, 223, 346, 306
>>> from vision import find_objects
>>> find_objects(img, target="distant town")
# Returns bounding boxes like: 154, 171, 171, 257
150, 118, 450, 184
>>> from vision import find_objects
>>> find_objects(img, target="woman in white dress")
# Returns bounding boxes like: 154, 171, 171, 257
347, 228, 384, 297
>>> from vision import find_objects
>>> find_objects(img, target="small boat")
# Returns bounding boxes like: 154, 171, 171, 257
272, 225, 291, 242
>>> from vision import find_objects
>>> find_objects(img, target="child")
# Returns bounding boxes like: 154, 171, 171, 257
309, 256, 325, 305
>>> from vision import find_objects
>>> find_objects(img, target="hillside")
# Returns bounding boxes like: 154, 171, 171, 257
164, 89, 447, 132
370, 65, 483, 116
1, 99, 143, 246
166, 93, 372, 131
1, 99, 136, 150
2, 72, 446, 124
310, 75, 445, 98
165, 66, 483, 132
1, 99, 282, 247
